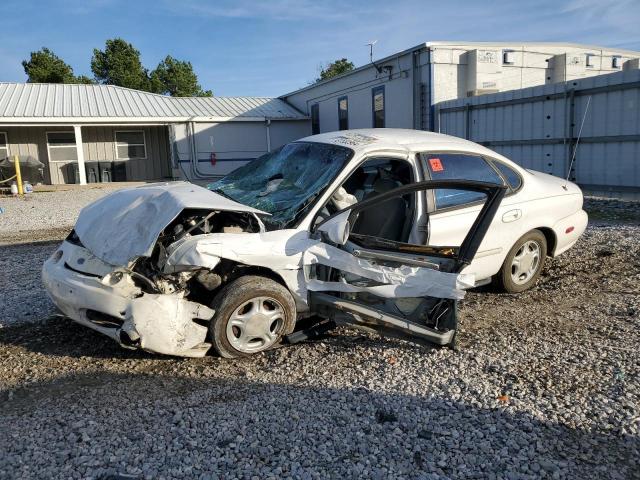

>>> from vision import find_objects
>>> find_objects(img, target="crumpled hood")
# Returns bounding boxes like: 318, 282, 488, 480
74, 181, 266, 266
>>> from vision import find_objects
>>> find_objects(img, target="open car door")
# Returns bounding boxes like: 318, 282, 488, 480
289, 180, 506, 348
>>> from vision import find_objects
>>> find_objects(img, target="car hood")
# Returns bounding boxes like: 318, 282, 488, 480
74, 181, 267, 266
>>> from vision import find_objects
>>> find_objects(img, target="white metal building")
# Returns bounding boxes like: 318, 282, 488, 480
0, 83, 309, 185
281, 41, 640, 134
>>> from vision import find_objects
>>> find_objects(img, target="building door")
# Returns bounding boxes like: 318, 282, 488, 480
46, 131, 79, 184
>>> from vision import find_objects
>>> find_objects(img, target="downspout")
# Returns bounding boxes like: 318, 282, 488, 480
265, 118, 272, 152
412, 51, 420, 130
427, 47, 435, 132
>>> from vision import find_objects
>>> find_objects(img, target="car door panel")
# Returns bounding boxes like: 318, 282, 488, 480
304, 180, 507, 348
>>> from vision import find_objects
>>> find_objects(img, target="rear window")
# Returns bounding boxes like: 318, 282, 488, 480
421, 153, 503, 209
493, 161, 522, 190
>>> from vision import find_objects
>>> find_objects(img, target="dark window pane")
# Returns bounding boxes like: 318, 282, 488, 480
116, 131, 145, 145
422, 153, 503, 209
49, 145, 78, 161
311, 104, 320, 135
338, 96, 348, 131
0, 133, 6, 147
493, 161, 522, 190
117, 145, 146, 159
372, 86, 385, 128
47, 132, 76, 146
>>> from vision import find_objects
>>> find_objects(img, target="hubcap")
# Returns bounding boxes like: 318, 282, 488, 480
510, 240, 541, 285
226, 296, 285, 353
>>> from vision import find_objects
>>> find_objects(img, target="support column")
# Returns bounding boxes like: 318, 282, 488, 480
74, 125, 87, 185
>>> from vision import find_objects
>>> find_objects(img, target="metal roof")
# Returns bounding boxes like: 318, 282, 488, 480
0, 83, 307, 123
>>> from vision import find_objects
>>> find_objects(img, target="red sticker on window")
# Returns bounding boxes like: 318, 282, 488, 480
429, 158, 444, 172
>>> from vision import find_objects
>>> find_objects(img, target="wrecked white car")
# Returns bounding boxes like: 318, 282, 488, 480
43, 130, 517, 358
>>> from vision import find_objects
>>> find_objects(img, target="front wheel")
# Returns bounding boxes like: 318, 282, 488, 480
494, 230, 547, 293
209, 275, 296, 358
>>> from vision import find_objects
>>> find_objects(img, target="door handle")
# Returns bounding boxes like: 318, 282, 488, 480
502, 209, 522, 223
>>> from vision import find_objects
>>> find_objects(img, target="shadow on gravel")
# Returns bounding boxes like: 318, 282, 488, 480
1, 370, 638, 479
0, 315, 436, 360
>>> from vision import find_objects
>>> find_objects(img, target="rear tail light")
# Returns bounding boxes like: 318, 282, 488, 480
565, 226, 575, 234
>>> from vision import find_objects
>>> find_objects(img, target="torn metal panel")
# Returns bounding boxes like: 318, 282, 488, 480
123, 295, 214, 358
162, 227, 472, 302
74, 181, 267, 266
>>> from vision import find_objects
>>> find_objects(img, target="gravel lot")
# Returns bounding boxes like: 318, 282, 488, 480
0, 191, 639, 479
0, 186, 125, 245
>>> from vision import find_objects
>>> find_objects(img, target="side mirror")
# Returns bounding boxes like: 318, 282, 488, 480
317, 210, 351, 245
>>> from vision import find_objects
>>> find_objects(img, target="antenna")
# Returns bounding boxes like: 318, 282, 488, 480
564, 95, 591, 187
366, 40, 377, 64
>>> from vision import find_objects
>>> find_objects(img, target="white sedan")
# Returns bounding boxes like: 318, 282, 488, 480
42, 129, 587, 358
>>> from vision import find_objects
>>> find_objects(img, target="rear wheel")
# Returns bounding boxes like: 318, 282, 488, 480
209, 275, 296, 358
494, 230, 547, 293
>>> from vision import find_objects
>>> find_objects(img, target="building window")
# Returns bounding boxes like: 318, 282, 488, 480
115, 131, 147, 159
502, 50, 514, 65
311, 104, 320, 135
372, 85, 385, 128
612, 56, 622, 69
585, 54, 595, 68
0, 132, 8, 161
46, 131, 78, 162
338, 96, 348, 130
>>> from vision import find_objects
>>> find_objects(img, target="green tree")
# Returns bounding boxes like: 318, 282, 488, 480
316, 58, 354, 82
22, 48, 76, 83
150, 55, 212, 97
91, 38, 150, 90
72, 75, 95, 85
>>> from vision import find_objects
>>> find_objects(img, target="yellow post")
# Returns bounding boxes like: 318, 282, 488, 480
14, 155, 23, 195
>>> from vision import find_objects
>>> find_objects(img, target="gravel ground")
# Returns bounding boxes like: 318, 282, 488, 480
0, 186, 125, 245
0, 196, 639, 479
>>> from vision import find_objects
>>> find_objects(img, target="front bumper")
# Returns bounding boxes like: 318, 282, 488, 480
42, 241, 214, 357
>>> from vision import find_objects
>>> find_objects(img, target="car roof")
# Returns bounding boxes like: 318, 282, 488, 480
298, 128, 496, 156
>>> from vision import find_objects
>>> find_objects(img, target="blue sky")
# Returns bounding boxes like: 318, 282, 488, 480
0, 0, 638, 97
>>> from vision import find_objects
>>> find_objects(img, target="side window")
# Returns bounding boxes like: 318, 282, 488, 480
338, 96, 348, 131
0, 132, 8, 160
311, 104, 320, 135
421, 153, 503, 209
492, 160, 522, 191
372, 86, 385, 128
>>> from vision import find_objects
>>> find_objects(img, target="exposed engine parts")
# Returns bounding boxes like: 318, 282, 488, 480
130, 209, 260, 297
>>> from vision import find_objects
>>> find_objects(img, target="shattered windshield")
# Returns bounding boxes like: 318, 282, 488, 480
208, 142, 353, 229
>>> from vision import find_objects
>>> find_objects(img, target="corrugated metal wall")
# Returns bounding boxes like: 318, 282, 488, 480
436, 69, 640, 194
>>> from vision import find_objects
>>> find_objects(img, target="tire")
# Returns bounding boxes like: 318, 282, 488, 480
208, 275, 296, 358
494, 230, 547, 294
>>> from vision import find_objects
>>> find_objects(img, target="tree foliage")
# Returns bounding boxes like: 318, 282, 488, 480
22, 48, 92, 84
22, 39, 213, 96
316, 58, 355, 82
91, 38, 150, 90
150, 56, 212, 97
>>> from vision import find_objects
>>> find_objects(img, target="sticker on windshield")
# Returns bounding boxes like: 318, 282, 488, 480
332, 133, 378, 146
429, 158, 444, 172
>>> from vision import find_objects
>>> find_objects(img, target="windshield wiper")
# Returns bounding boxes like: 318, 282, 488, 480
210, 188, 235, 201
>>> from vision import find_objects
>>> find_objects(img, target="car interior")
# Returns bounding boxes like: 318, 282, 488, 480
317, 157, 416, 242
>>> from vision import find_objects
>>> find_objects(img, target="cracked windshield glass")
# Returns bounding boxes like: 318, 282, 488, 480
208, 142, 353, 229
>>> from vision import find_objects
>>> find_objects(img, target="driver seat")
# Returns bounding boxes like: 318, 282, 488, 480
352, 178, 407, 241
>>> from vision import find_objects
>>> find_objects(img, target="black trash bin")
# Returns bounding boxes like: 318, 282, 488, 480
98, 161, 112, 182
112, 161, 127, 182
85, 162, 100, 183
